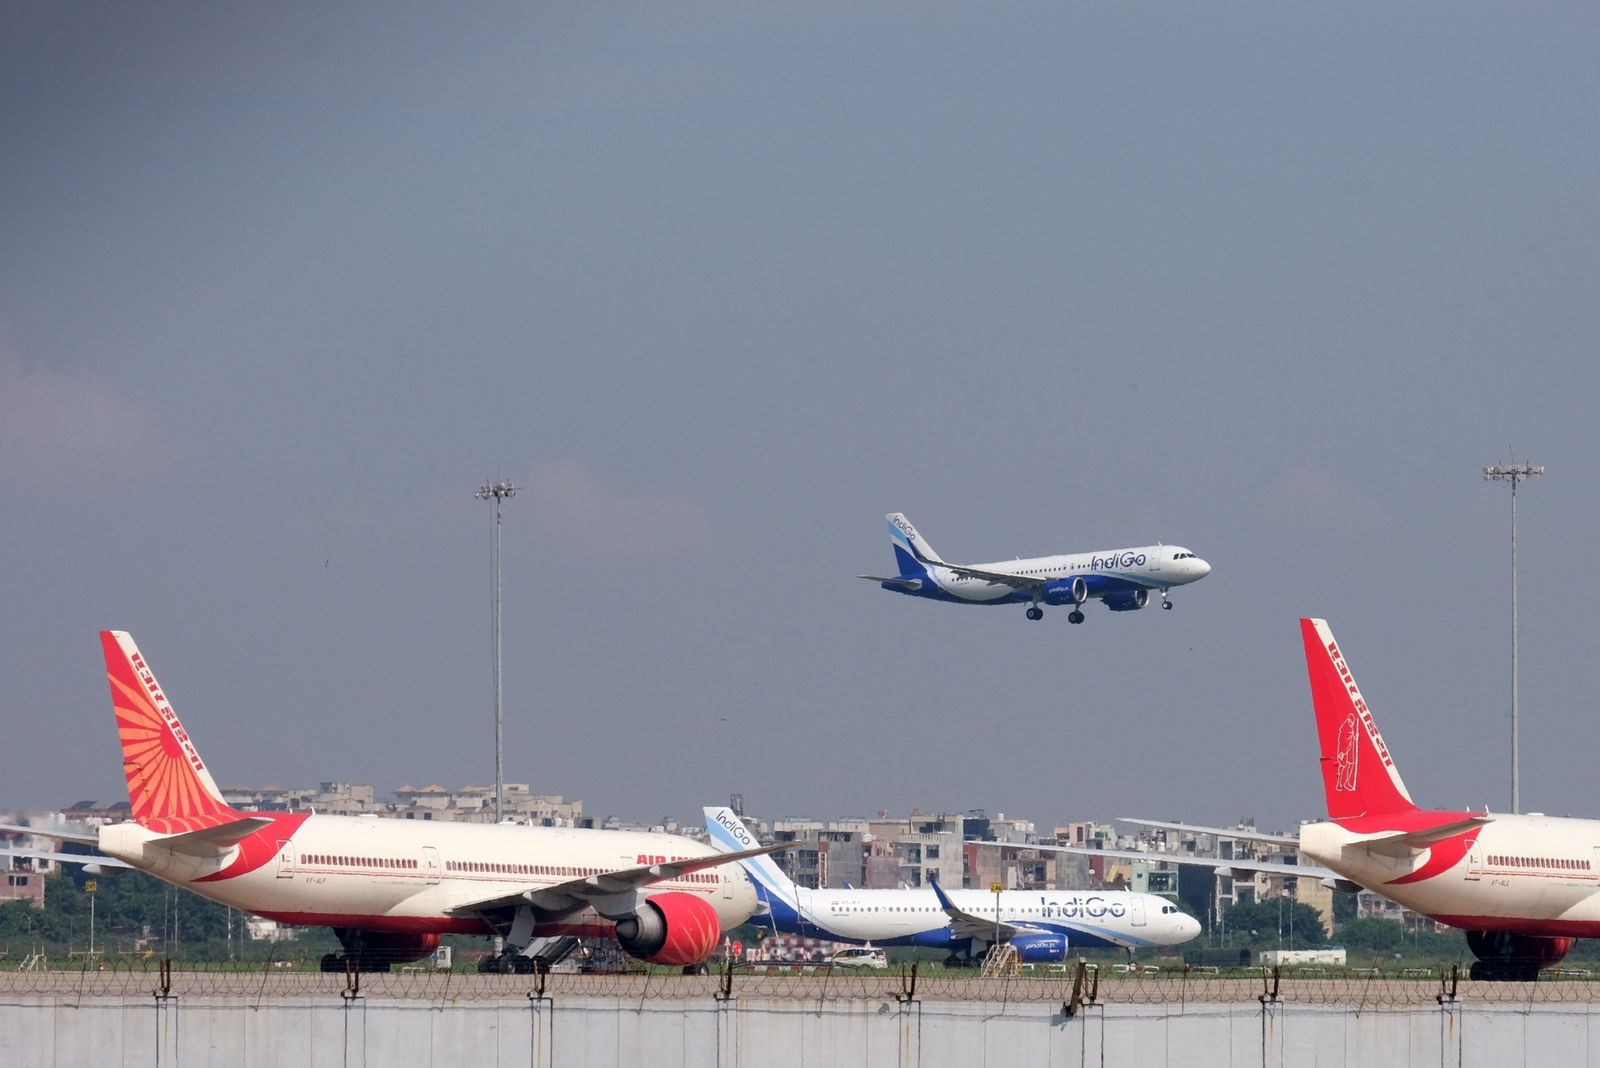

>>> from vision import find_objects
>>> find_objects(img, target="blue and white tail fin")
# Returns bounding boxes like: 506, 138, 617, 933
859, 513, 941, 591
886, 512, 943, 573
704, 807, 807, 927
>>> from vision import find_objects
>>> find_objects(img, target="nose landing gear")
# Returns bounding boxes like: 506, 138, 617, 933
1026, 606, 1044, 621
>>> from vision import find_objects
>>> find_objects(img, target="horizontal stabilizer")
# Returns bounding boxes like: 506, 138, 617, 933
0, 822, 100, 847
154, 816, 275, 858
1119, 818, 1300, 846
859, 574, 922, 592
0, 846, 132, 869
1339, 814, 1491, 855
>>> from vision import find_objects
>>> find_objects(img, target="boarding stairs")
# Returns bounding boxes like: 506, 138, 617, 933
980, 943, 1019, 978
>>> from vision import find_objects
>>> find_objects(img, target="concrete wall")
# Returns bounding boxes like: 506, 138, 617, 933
7, 988, 1600, 1067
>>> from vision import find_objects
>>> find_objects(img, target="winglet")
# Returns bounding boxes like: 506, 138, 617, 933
101, 631, 238, 833
927, 871, 958, 913
1300, 618, 1417, 822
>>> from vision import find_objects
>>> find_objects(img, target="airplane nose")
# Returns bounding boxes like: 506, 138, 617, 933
1194, 558, 1212, 578
1182, 915, 1202, 939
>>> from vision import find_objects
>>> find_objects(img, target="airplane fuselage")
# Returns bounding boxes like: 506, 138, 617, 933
885, 546, 1209, 607
99, 813, 757, 938
755, 883, 1192, 951
1301, 813, 1600, 938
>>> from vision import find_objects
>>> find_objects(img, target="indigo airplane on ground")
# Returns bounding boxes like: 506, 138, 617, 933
860, 513, 1211, 623
704, 807, 1199, 964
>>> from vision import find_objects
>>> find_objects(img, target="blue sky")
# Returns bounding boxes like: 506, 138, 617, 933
3, 4, 1596, 830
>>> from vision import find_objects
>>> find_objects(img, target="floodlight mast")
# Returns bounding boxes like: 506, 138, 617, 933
1482, 461, 1542, 815
476, 479, 519, 823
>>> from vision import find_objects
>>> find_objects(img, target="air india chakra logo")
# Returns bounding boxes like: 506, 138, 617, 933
1335, 711, 1359, 792
110, 656, 231, 833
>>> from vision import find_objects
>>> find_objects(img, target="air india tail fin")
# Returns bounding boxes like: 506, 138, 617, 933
101, 631, 237, 833
1300, 618, 1417, 822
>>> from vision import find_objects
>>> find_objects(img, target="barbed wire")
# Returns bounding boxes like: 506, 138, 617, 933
7, 959, 1600, 1007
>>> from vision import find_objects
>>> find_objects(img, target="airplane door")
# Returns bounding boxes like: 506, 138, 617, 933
422, 846, 441, 885
1465, 842, 1483, 881
1147, 548, 1163, 574
275, 840, 295, 879
1129, 897, 1147, 927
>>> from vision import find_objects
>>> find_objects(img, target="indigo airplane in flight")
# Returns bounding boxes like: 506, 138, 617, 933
860, 513, 1211, 622
704, 807, 1199, 964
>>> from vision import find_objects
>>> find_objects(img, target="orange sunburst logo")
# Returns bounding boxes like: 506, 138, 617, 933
649, 892, 721, 966
103, 631, 235, 834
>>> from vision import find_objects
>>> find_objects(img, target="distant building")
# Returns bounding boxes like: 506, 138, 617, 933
1, 866, 45, 908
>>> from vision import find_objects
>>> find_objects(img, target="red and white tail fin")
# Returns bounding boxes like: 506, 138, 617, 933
1300, 618, 1417, 822
101, 631, 237, 833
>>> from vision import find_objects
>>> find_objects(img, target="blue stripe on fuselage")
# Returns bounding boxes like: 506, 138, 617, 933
881, 570, 1157, 604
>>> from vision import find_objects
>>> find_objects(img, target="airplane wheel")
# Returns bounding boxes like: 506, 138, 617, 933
1026, 607, 1043, 621
1162, 601, 1173, 611
1068, 610, 1085, 625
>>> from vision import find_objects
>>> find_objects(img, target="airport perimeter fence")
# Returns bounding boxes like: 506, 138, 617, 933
8, 957, 1600, 1009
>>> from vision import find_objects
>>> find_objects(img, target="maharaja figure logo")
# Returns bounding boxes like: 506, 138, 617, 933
1335, 712, 1359, 791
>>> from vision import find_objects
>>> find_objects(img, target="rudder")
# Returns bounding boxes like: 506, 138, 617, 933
102, 631, 236, 833
886, 513, 943, 576
1300, 618, 1416, 821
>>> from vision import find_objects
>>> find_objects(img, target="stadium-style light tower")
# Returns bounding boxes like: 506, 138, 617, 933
1482, 459, 1542, 815
476, 479, 519, 823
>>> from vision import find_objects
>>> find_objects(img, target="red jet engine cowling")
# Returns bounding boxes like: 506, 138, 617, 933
613, 892, 721, 966
361, 931, 442, 964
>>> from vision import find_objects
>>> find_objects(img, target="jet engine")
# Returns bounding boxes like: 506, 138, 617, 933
1465, 930, 1573, 981
322, 929, 441, 971
1103, 590, 1150, 612
1042, 577, 1088, 606
1006, 933, 1068, 964
613, 892, 721, 966
362, 931, 442, 964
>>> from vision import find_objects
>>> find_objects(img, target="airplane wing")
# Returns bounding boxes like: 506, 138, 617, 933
935, 563, 1045, 590
1118, 818, 1302, 846
0, 822, 101, 846
858, 575, 923, 592
447, 842, 786, 918
0, 846, 132, 869
1032, 842, 1340, 881
927, 874, 1025, 941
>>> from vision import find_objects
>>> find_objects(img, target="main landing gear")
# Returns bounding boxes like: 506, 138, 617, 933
1027, 605, 1086, 623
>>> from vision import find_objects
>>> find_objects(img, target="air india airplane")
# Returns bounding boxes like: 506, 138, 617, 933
0, 632, 777, 973
1055, 618, 1600, 981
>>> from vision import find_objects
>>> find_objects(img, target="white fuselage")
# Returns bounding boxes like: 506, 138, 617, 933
931, 546, 1210, 605
773, 884, 1197, 950
99, 814, 757, 937
1301, 814, 1600, 936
